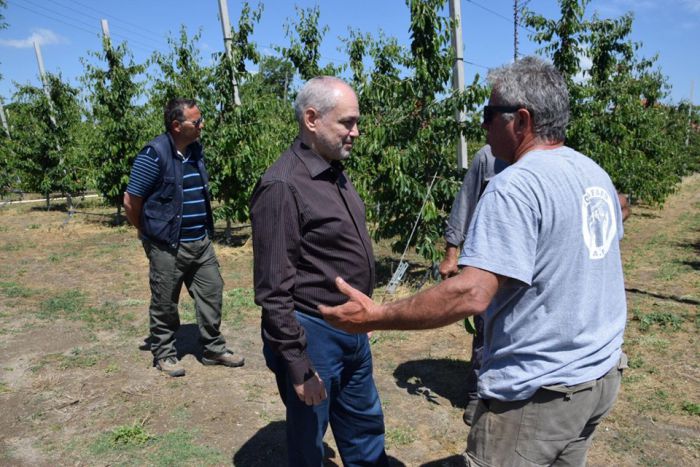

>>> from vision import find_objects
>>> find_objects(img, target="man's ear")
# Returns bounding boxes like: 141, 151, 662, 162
304, 107, 319, 133
515, 108, 533, 135
170, 120, 181, 135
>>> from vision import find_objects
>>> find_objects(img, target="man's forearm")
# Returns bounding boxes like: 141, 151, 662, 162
371, 267, 501, 331
123, 192, 143, 231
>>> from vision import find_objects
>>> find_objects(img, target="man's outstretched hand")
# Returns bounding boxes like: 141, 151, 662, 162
318, 277, 378, 333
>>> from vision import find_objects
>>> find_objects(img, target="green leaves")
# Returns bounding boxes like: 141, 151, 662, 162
526, 0, 695, 206
81, 38, 146, 210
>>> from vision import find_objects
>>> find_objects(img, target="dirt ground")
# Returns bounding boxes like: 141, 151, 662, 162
0, 174, 698, 466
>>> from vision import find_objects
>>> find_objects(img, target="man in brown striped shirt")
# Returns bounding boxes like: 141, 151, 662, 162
250, 76, 388, 466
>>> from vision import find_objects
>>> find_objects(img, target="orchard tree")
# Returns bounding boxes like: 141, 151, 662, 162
205, 1, 295, 238
8, 74, 87, 208
82, 38, 146, 220
254, 55, 295, 99
524, 0, 694, 205
147, 26, 215, 136
343, 0, 488, 261
277, 5, 342, 81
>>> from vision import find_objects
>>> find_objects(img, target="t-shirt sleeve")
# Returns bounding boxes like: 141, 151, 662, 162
458, 189, 539, 285
125, 147, 161, 197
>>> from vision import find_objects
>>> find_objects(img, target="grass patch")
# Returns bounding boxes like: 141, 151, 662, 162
633, 309, 684, 332
59, 348, 99, 369
38, 293, 130, 330
0, 242, 23, 252
109, 422, 154, 446
33, 348, 100, 371
681, 401, 700, 416
655, 261, 689, 282
0, 382, 9, 393
370, 330, 409, 345
179, 300, 196, 322
385, 426, 416, 447
175, 288, 255, 329
0, 281, 34, 298
38, 290, 86, 318
627, 355, 644, 369
224, 287, 256, 309
223, 288, 256, 329
89, 426, 225, 466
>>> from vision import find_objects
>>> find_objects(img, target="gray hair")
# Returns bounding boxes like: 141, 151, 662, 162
487, 56, 569, 142
293, 76, 350, 124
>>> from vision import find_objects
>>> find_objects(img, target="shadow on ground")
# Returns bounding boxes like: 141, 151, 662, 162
419, 454, 466, 466
393, 358, 471, 409
139, 324, 207, 362
232, 420, 411, 466
233, 421, 287, 466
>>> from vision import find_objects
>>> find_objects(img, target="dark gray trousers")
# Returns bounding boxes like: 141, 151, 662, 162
465, 354, 627, 467
142, 237, 227, 360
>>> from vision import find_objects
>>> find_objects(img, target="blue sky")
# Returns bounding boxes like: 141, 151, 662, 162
1, 0, 698, 105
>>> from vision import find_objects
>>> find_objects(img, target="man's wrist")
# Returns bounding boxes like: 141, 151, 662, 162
444, 243, 460, 258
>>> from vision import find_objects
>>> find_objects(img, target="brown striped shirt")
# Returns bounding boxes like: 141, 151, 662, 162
250, 138, 375, 384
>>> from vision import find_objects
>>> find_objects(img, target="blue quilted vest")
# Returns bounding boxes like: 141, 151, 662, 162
139, 133, 215, 248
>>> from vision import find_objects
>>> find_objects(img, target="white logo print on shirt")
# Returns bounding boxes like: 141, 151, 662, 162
581, 186, 617, 260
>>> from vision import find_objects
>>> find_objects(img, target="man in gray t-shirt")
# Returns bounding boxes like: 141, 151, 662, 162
320, 56, 627, 466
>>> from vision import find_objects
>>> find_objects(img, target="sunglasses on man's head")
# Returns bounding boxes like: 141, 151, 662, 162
482, 105, 522, 125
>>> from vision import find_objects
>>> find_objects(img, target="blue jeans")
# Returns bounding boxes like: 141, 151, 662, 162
263, 312, 389, 467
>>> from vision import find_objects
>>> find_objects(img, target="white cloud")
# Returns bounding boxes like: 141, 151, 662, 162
0, 28, 68, 49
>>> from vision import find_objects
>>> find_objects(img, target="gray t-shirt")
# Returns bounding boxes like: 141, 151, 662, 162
444, 145, 508, 247
459, 146, 627, 401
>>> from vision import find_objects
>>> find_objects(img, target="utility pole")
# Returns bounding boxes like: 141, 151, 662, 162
218, 0, 242, 106
0, 98, 9, 138
100, 19, 110, 44
33, 40, 57, 127
514, 0, 519, 62
687, 80, 695, 147
449, 0, 468, 170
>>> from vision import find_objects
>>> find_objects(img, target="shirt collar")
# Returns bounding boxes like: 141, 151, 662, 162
292, 138, 345, 180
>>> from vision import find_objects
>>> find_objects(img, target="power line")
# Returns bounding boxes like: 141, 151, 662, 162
464, 0, 536, 34
13, 0, 157, 54
464, 59, 490, 70
13, 1, 96, 38
48, 0, 166, 45
65, 0, 167, 41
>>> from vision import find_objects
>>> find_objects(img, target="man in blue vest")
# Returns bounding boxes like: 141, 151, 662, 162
124, 98, 244, 377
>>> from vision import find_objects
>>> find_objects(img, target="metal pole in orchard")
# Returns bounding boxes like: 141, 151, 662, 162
449, 0, 468, 170
0, 98, 10, 138
218, 0, 242, 106
33, 40, 57, 128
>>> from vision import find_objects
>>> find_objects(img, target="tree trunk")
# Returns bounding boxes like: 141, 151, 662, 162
225, 218, 232, 244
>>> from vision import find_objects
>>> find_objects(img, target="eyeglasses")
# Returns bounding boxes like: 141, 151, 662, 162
181, 117, 204, 128
482, 105, 522, 125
